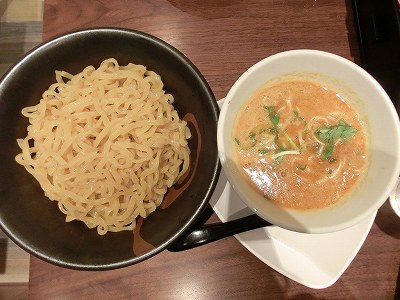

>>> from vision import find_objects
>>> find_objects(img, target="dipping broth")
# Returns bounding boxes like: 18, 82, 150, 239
233, 78, 368, 210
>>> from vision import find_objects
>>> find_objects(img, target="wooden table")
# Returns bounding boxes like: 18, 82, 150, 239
28, 0, 400, 298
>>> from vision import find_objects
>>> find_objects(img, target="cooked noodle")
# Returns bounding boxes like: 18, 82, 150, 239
15, 58, 191, 235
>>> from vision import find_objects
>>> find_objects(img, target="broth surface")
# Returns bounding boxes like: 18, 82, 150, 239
233, 78, 368, 210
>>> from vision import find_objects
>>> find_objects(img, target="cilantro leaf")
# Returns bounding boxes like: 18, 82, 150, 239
263, 105, 275, 113
234, 132, 257, 150
248, 131, 256, 143
315, 120, 356, 144
271, 113, 279, 127
263, 105, 280, 140
321, 144, 334, 160
258, 149, 269, 155
341, 126, 357, 140
293, 110, 307, 124
315, 120, 357, 161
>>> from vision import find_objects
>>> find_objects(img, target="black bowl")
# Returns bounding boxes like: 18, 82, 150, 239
0, 28, 220, 270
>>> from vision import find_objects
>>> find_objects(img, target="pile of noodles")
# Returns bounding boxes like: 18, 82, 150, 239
15, 58, 191, 235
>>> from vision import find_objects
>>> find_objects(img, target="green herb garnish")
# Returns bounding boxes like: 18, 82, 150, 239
315, 120, 356, 160
264, 105, 275, 113
258, 149, 270, 155
271, 113, 279, 127
293, 110, 306, 124
248, 131, 256, 143
315, 120, 356, 144
321, 144, 334, 160
263, 105, 280, 140
234, 132, 257, 150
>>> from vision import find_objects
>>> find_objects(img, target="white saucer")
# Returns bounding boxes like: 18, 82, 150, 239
389, 178, 400, 218
210, 171, 376, 289
211, 98, 376, 289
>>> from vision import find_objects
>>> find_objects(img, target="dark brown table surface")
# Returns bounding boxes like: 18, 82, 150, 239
28, 0, 400, 299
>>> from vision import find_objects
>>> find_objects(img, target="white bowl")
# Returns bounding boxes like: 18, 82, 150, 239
217, 49, 400, 233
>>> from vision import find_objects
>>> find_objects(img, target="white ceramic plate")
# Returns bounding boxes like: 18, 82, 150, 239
211, 98, 376, 289
389, 178, 400, 218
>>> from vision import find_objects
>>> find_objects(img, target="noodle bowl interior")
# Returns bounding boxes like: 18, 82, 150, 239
15, 58, 191, 235
233, 76, 368, 210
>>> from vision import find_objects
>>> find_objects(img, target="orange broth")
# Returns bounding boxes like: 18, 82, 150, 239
233, 78, 368, 210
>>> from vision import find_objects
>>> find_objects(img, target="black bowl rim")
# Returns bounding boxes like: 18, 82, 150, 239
0, 27, 221, 270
